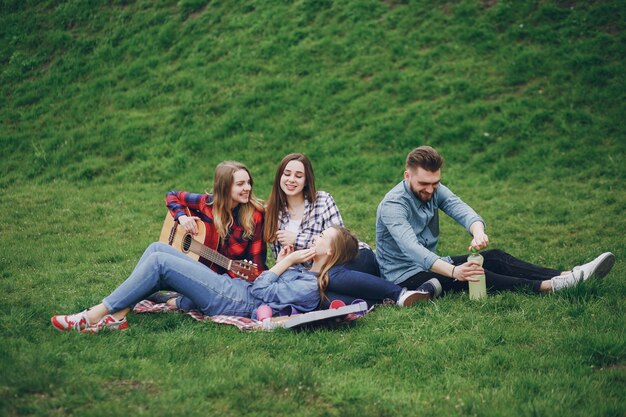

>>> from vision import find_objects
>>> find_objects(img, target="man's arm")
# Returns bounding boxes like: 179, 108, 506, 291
430, 258, 481, 282
379, 200, 441, 271
437, 185, 488, 250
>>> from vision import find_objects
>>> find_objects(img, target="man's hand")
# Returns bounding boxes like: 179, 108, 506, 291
470, 231, 489, 251
469, 221, 489, 251
452, 261, 484, 282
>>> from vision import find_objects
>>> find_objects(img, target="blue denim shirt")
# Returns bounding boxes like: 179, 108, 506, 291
250, 267, 320, 317
375, 180, 484, 284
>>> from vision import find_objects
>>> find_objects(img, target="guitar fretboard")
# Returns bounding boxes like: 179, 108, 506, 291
186, 237, 231, 270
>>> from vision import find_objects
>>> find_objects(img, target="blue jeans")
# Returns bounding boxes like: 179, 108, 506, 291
344, 248, 381, 277
103, 242, 260, 317
323, 264, 402, 308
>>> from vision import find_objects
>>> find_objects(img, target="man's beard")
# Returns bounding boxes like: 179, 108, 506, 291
410, 185, 433, 203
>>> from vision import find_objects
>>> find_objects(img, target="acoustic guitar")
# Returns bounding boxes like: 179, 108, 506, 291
159, 213, 259, 281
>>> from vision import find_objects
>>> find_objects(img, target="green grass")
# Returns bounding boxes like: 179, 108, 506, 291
1, 1, 625, 416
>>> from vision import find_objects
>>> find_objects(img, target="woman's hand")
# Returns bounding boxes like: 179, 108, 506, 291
276, 244, 294, 263
451, 261, 484, 282
270, 247, 316, 277
276, 230, 297, 246
285, 248, 316, 265
178, 215, 200, 235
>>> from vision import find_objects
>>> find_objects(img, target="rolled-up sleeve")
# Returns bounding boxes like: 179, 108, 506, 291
165, 190, 208, 220
438, 187, 485, 234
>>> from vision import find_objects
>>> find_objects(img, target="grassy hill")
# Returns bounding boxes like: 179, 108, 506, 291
1, 1, 625, 416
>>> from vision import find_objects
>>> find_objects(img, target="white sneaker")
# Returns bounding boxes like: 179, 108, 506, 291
397, 290, 430, 307
550, 271, 584, 292
572, 252, 615, 281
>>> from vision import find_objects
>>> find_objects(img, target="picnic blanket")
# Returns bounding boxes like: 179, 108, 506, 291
133, 299, 370, 331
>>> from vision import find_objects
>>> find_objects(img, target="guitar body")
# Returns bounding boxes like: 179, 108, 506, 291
159, 214, 206, 261
159, 213, 259, 281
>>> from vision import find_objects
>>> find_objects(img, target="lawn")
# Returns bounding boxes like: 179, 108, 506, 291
1, 1, 625, 416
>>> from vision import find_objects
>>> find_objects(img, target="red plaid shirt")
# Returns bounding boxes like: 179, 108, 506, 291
166, 191, 267, 279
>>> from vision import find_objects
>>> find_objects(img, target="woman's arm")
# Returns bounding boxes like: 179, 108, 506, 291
165, 191, 211, 219
165, 190, 211, 235
250, 248, 319, 311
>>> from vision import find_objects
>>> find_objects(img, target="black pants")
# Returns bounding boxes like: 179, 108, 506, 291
398, 249, 561, 294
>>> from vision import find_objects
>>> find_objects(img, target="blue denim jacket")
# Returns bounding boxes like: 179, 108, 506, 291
376, 180, 484, 284
250, 267, 320, 317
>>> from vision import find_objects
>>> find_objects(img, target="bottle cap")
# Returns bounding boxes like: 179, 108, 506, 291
470, 247, 478, 254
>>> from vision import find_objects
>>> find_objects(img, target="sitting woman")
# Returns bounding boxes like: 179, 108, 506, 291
264, 153, 432, 308
166, 160, 267, 279
264, 153, 377, 275
51, 226, 361, 333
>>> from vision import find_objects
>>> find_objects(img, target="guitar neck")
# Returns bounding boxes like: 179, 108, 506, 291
188, 239, 231, 270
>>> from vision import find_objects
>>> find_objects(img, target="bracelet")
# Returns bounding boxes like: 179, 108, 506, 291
451, 266, 456, 278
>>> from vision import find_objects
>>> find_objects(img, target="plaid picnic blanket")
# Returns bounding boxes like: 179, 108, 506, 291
133, 300, 262, 331
133, 299, 371, 331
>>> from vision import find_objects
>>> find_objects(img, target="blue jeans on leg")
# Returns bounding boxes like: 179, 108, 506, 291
323, 264, 402, 308
103, 242, 259, 317
344, 248, 381, 277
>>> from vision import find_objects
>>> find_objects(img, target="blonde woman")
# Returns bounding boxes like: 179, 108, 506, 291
166, 160, 267, 278
51, 226, 369, 333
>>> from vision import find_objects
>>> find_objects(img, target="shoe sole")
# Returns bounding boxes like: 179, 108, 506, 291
591, 253, 615, 279
81, 321, 129, 334
402, 291, 431, 307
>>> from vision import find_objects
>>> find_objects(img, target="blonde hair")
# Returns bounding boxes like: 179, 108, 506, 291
211, 161, 264, 240
316, 225, 359, 301
264, 153, 317, 244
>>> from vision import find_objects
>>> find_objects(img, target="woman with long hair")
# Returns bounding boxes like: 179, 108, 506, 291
264, 153, 377, 275
51, 226, 368, 333
156, 161, 268, 311
166, 160, 267, 278
264, 154, 434, 308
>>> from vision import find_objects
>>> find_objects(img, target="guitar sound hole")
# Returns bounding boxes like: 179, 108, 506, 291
182, 234, 192, 252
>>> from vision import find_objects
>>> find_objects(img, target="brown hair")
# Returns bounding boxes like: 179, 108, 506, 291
264, 153, 317, 243
316, 225, 359, 301
406, 146, 444, 172
212, 161, 264, 240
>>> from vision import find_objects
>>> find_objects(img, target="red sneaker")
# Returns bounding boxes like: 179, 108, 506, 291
51, 310, 89, 331
81, 315, 129, 334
